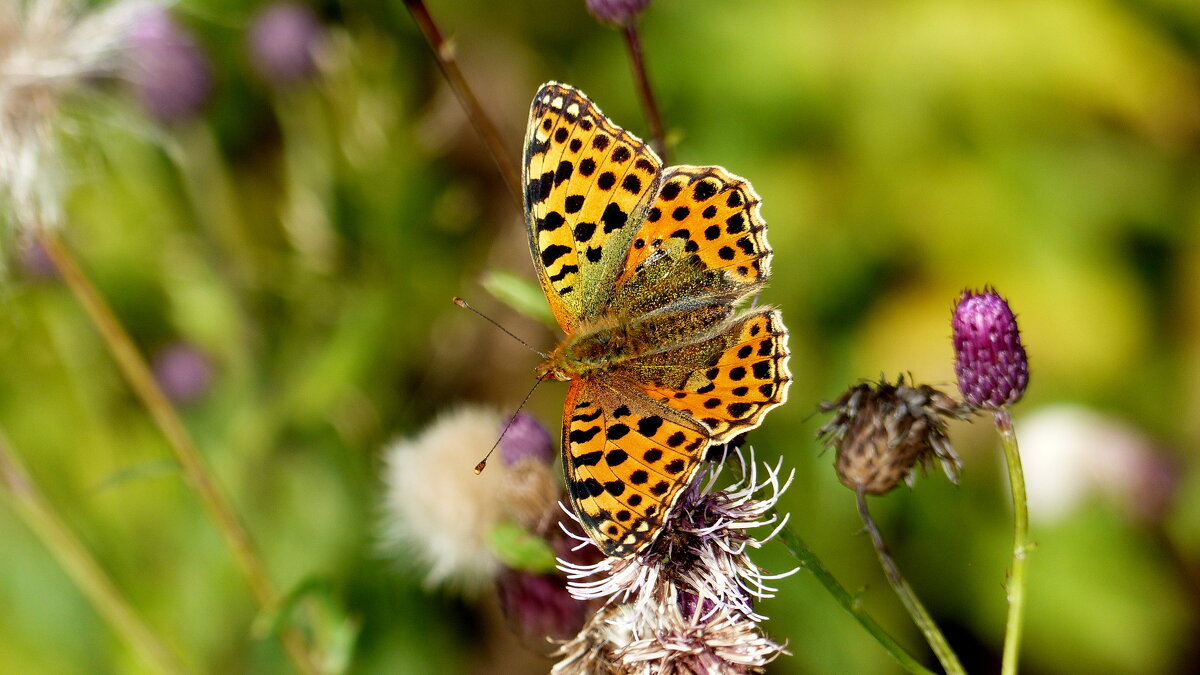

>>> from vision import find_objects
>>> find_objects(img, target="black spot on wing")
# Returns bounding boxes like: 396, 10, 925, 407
569, 425, 601, 443
541, 244, 571, 266
573, 450, 603, 467
548, 264, 578, 283
601, 203, 628, 233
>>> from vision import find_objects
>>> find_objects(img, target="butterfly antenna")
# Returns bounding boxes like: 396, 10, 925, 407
452, 297, 547, 358
474, 375, 547, 474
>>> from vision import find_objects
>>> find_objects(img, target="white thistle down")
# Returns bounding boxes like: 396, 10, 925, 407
0, 0, 159, 234
380, 406, 509, 590
553, 447, 795, 674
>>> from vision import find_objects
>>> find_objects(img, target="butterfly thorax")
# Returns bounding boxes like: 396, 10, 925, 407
536, 316, 657, 382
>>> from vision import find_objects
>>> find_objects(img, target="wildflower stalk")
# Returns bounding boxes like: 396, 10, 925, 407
0, 432, 188, 675
619, 23, 667, 162
775, 522, 936, 675
996, 409, 1028, 675
855, 489, 964, 675
402, 0, 522, 208
34, 230, 319, 675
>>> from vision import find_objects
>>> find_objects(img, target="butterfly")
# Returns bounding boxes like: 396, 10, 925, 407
524, 83, 791, 558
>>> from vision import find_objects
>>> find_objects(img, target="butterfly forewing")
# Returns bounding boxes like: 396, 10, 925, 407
523, 83, 663, 330
619, 166, 771, 290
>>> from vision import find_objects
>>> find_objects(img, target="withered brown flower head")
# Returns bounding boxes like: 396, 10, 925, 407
817, 377, 972, 495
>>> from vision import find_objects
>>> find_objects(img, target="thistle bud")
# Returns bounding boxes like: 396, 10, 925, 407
818, 378, 970, 495
952, 288, 1029, 409
585, 0, 651, 26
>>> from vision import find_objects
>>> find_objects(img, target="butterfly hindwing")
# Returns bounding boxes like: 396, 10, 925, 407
631, 309, 792, 443
523, 83, 663, 330
562, 380, 709, 558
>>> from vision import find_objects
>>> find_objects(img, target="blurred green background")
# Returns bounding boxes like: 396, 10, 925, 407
3, 0, 1200, 672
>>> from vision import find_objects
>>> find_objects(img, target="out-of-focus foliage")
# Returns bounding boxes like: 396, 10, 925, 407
1, 0, 1198, 672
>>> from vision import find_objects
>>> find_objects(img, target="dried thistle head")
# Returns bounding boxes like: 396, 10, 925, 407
380, 406, 556, 592
0, 0, 159, 236
818, 377, 972, 495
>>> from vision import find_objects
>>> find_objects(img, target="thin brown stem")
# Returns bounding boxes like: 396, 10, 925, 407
621, 22, 667, 162
0, 432, 189, 674
35, 230, 318, 675
404, 0, 523, 209
856, 489, 966, 675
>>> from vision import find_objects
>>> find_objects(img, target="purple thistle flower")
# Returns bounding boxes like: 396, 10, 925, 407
127, 7, 212, 123
247, 3, 325, 86
553, 447, 793, 672
585, 0, 651, 26
952, 288, 1029, 409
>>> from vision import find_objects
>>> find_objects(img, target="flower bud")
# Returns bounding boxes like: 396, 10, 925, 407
585, 0, 651, 26
818, 378, 970, 494
952, 288, 1029, 409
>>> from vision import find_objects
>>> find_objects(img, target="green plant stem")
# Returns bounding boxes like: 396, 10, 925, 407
996, 409, 1028, 675
776, 522, 936, 675
620, 22, 667, 162
856, 489, 965, 675
403, 0, 523, 209
35, 230, 318, 675
0, 433, 188, 674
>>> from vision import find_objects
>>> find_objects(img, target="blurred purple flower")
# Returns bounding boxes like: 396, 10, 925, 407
585, 0, 651, 25
500, 413, 554, 467
127, 7, 212, 123
16, 237, 58, 280
952, 287, 1029, 409
497, 569, 589, 641
247, 3, 324, 86
152, 342, 213, 404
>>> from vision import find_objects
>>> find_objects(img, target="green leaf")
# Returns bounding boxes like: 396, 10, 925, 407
95, 458, 181, 493
488, 521, 559, 574
481, 270, 556, 328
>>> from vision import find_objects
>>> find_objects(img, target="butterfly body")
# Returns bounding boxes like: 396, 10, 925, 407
522, 83, 791, 557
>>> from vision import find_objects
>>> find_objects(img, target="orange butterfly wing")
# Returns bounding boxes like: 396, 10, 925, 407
522, 83, 791, 558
